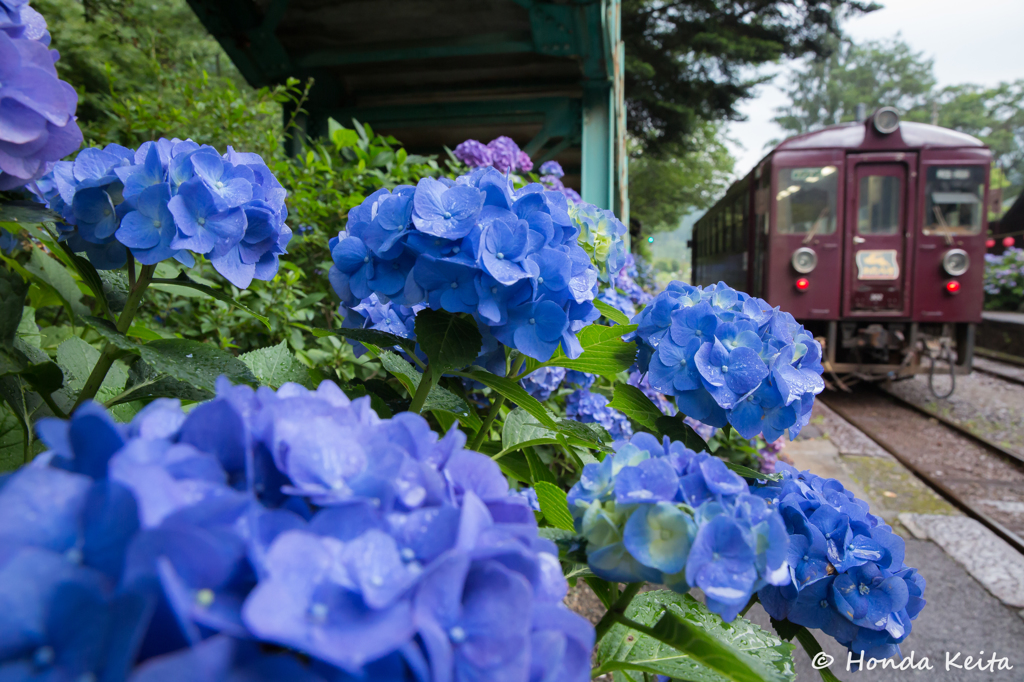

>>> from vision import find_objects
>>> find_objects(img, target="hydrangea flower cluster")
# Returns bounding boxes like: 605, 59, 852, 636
631, 281, 825, 438
758, 436, 785, 474
983, 247, 1024, 309
757, 464, 926, 660
521, 366, 567, 401
613, 254, 653, 307
0, 380, 593, 681
565, 389, 632, 440
342, 293, 424, 358
571, 201, 628, 283
329, 167, 603, 362
453, 136, 532, 173
33, 139, 290, 286
598, 288, 637, 319
0, 0, 83, 190
567, 432, 790, 621
538, 160, 582, 204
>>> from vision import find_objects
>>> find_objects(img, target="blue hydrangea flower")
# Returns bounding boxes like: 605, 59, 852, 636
0, 379, 593, 681
564, 370, 595, 390
631, 281, 824, 438
757, 463, 926, 660
570, 202, 628, 282
565, 433, 790, 620
565, 389, 632, 440
32, 138, 289, 287
0, 0, 82, 191
539, 161, 564, 178
520, 366, 567, 401
330, 167, 606, 362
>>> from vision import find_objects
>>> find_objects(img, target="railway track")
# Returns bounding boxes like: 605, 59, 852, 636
819, 387, 1024, 555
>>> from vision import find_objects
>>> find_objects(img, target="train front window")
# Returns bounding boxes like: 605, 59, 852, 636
857, 175, 902, 235
923, 166, 984, 236
775, 166, 837, 235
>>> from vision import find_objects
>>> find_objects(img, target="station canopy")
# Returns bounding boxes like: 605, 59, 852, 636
186, 0, 628, 214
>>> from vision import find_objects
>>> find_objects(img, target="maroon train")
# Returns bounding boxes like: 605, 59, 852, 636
692, 108, 991, 380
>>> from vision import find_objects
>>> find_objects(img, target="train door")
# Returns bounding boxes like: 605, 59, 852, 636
843, 153, 917, 317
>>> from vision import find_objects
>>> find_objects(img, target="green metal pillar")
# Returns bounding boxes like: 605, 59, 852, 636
581, 82, 614, 210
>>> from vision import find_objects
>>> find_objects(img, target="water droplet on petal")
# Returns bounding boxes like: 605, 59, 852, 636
196, 589, 215, 606
449, 625, 467, 643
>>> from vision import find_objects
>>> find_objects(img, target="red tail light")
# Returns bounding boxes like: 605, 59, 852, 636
946, 280, 961, 294
795, 278, 809, 291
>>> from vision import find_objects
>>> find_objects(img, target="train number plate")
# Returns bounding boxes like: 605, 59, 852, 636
855, 250, 900, 280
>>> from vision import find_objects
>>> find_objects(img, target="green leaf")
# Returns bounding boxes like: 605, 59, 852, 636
495, 450, 532, 483
0, 405, 25, 472
724, 461, 782, 482
56, 242, 113, 320
555, 418, 610, 448
20, 361, 64, 395
414, 309, 482, 376
149, 272, 271, 330
586, 577, 621, 609
87, 318, 257, 394
15, 307, 41, 348
608, 383, 663, 432
0, 200, 63, 225
500, 407, 559, 451
56, 336, 126, 403
466, 370, 557, 429
0, 270, 28, 348
532, 324, 638, 379
108, 358, 214, 406
98, 271, 129, 312
240, 341, 313, 389
378, 350, 472, 417
656, 414, 710, 452
534, 481, 575, 531
595, 299, 632, 326
332, 326, 416, 354
24, 248, 88, 317
524, 447, 557, 485
596, 591, 796, 682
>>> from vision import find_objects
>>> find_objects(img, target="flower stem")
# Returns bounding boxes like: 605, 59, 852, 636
406, 365, 434, 415
72, 264, 155, 411
468, 354, 526, 451
593, 582, 644, 644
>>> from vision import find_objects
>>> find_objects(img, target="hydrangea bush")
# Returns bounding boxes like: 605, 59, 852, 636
983, 247, 1024, 311
0, 4, 927, 675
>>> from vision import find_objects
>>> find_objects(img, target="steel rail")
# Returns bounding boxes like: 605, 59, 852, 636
970, 363, 1024, 388
818, 391, 1024, 556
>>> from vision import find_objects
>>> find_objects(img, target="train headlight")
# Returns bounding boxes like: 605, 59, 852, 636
942, 248, 970, 276
791, 247, 818, 274
873, 107, 901, 134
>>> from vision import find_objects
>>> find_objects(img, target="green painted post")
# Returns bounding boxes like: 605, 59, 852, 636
581, 82, 613, 210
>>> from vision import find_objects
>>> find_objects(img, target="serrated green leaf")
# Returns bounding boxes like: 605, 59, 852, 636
608, 383, 663, 432
15, 307, 41, 348
495, 450, 532, 483
24, 249, 88, 316
414, 309, 482, 376
0, 405, 25, 472
240, 341, 312, 389
150, 272, 271, 330
501, 407, 558, 451
108, 357, 214, 406
56, 336, 126, 403
555, 418, 609, 448
595, 299, 632, 326
378, 350, 472, 417
524, 447, 557, 485
534, 481, 575, 531
466, 370, 557, 429
532, 323, 638, 379
0, 200, 63, 225
656, 414, 710, 452
596, 591, 796, 682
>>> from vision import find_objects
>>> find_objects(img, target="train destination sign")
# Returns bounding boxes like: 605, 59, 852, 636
855, 249, 900, 280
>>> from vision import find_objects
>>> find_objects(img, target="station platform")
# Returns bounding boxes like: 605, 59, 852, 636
979, 311, 1024, 360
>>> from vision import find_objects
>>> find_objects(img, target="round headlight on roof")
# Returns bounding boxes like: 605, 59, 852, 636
873, 107, 901, 134
942, 248, 970, 276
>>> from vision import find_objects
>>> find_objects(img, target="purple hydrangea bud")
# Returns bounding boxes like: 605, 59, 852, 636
539, 160, 564, 178
487, 136, 521, 173
453, 139, 493, 168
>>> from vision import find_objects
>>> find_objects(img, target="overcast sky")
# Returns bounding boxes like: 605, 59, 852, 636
725, 0, 1024, 179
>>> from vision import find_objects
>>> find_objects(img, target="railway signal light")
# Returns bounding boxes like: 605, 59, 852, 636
795, 277, 810, 291
945, 280, 961, 294
647, 236, 654, 243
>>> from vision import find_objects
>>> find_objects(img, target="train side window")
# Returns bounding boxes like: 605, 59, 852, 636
775, 166, 837, 235
923, 166, 984, 236
857, 175, 901, 235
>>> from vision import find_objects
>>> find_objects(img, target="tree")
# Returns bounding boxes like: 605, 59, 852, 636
628, 120, 735, 234
772, 35, 936, 135
623, 0, 878, 158
921, 81, 1024, 185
